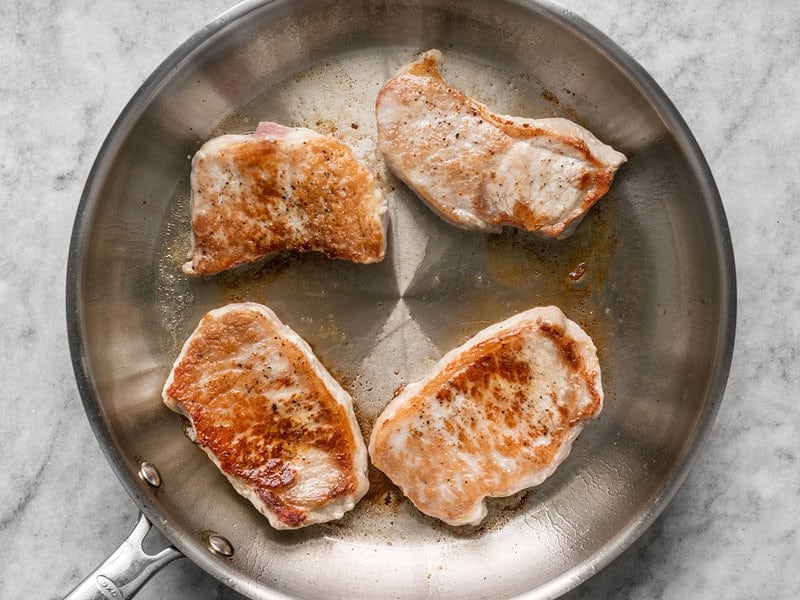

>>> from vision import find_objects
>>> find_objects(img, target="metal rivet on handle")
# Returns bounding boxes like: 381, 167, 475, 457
208, 534, 234, 557
138, 462, 162, 488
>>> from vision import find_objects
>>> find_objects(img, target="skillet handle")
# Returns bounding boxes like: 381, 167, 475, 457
64, 513, 183, 600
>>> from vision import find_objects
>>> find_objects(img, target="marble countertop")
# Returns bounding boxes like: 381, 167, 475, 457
2, 1, 797, 598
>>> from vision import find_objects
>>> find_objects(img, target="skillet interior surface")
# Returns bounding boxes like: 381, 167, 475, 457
67, 0, 735, 598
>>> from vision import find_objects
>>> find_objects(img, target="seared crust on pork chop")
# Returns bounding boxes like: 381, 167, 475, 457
376, 50, 626, 238
163, 302, 369, 529
368, 306, 602, 526
184, 122, 387, 276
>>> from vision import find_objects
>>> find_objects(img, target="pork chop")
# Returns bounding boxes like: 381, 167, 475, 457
368, 306, 602, 526
162, 302, 369, 529
375, 50, 626, 238
183, 122, 387, 276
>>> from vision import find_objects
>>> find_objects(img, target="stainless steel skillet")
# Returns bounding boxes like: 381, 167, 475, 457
66, 0, 736, 598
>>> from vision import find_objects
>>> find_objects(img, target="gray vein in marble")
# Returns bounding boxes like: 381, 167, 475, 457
0, 457, 47, 531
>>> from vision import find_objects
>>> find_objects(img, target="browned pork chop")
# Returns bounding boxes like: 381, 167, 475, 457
376, 50, 626, 238
368, 306, 603, 526
163, 302, 369, 529
184, 122, 387, 276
